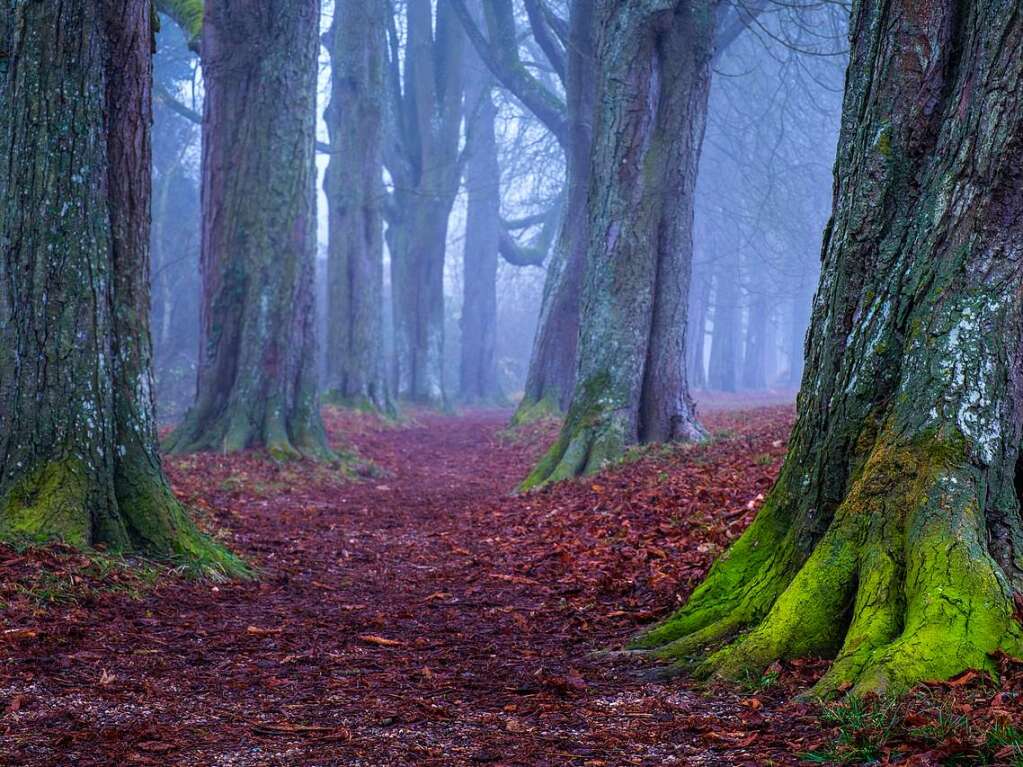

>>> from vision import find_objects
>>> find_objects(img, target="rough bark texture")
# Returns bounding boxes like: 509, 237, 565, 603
459, 48, 504, 405
512, 1, 595, 423
385, 0, 464, 406
634, 0, 1023, 697
523, 0, 710, 488
165, 0, 330, 459
323, 0, 392, 414
0, 0, 243, 574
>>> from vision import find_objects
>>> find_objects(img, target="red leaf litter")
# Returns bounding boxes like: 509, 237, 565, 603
1, 402, 1021, 766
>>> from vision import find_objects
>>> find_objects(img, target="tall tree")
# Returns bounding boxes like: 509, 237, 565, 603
451, 0, 591, 421
383, 0, 465, 406
523, 1, 765, 487
0, 0, 241, 574
634, 0, 1023, 696
165, 0, 331, 459
460, 48, 504, 404
323, 0, 392, 413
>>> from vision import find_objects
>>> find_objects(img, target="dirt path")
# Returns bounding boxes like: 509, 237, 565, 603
0, 406, 829, 766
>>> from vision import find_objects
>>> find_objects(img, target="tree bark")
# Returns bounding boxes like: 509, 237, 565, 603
323, 0, 392, 414
523, 0, 709, 488
165, 0, 330, 459
634, 0, 1023, 697
0, 0, 243, 574
459, 48, 504, 404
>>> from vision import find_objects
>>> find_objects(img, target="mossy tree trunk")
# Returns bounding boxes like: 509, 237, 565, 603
384, 0, 464, 407
0, 0, 243, 574
165, 0, 330, 459
322, 0, 392, 415
459, 46, 504, 405
634, 0, 1023, 697
523, 0, 716, 487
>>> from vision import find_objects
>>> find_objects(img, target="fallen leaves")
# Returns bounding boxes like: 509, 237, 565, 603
358, 634, 402, 647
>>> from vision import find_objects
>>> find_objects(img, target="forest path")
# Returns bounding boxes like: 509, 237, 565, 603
0, 405, 827, 766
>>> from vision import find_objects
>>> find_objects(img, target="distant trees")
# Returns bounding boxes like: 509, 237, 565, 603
0, 0, 241, 573
523, 1, 765, 487
384, 1, 466, 407
165, 0, 331, 459
323, 0, 392, 414
636, 0, 1023, 697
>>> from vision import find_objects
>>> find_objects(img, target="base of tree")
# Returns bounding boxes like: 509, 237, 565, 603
0, 457, 249, 579
322, 389, 398, 420
630, 430, 1023, 698
510, 396, 563, 428
165, 404, 335, 462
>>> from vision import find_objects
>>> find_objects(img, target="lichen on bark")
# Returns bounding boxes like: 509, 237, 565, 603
633, 0, 1023, 696
0, 0, 245, 578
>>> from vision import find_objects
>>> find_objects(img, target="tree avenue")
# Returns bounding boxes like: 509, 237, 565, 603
634, 0, 1023, 696
0, 0, 243, 574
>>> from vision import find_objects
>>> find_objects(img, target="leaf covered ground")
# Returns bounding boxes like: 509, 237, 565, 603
1, 402, 1022, 766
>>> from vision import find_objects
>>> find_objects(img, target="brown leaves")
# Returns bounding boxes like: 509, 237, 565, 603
358, 634, 402, 647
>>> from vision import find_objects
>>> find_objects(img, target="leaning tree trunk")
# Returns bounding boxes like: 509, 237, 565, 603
323, 0, 392, 414
165, 0, 330, 459
523, 0, 708, 489
0, 0, 242, 574
459, 58, 504, 404
633, 0, 1023, 697
512, 1, 594, 423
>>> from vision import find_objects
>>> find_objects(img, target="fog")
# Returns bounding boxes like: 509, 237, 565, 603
149, 1, 848, 420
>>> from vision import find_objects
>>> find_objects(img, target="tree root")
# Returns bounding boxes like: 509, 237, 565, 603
634, 432, 1023, 698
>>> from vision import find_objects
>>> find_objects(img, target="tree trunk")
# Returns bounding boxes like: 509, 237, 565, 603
687, 267, 710, 390
634, 0, 1023, 697
523, 0, 709, 488
741, 292, 768, 389
459, 53, 503, 404
165, 0, 330, 459
386, 0, 464, 407
512, 1, 595, 423
708, 252, 739, 392
0, 0, 242, 574
323, 0, 392, 414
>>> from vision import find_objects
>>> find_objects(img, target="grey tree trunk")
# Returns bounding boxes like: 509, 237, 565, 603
323, 0, 392, 414
459, 51, 503, 404
0, 0, 242, 574
687, 268, 710, 389
513, 1, 595, 422
708, 252, 740, 392
741, 292, 768, 389
523, 0, 710, 488
386, 0, 464, 407
635, 0, 1023, 698
165, 0, 330, 459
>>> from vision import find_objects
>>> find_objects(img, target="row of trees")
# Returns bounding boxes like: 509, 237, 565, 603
4, 0, 1022, 699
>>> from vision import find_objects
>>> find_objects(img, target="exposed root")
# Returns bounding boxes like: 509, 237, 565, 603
635, 430, 1023, 698
520, 409, 629, 490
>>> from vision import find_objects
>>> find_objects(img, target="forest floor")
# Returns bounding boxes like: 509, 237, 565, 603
1, 399, 1023, 766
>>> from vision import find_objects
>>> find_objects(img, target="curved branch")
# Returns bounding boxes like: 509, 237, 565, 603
523, 0, 565, 85
446, 0, 567, 145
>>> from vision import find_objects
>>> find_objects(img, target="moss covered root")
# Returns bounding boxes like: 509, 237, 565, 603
634, 430, 1023, 698
1, 457, 250, 580
510, 395, 563, 428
